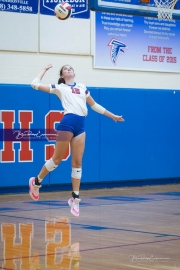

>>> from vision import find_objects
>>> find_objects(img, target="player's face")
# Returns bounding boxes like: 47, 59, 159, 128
62, 65, 74, 78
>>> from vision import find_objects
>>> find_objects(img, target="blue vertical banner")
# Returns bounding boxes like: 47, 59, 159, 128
94, 12, 180, 72
0, 0, 38, 14
40, 0, 90, 18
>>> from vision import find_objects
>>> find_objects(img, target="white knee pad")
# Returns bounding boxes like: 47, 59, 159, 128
71, 168, 82, 179
45, 158, 58, 172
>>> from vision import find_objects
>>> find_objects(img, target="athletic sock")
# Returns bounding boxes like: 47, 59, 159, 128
38, 175, 43, 182
35, 176, 42, 186
72, 191, 79, 199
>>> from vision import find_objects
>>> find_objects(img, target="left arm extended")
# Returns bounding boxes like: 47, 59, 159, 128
86, 95, 125, 122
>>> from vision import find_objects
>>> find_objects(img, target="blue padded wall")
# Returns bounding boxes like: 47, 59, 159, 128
145, 89, 180, 178
0, 84, 180, 190
99, 88, 146, 181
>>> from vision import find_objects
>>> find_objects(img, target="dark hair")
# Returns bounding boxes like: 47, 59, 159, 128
57, 64, 74, 84
57, 77, 65, 84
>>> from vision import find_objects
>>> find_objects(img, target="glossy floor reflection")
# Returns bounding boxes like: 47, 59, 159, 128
0, 184, 180, 270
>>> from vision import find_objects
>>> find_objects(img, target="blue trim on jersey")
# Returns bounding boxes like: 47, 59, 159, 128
67, 82, 76, 87
57, 113, 85, 137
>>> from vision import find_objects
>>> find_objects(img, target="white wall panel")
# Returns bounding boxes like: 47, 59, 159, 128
40, 15, 91, 55
0, 11, 179, 90
0, 12, 38, 52
0, 51, 180, 90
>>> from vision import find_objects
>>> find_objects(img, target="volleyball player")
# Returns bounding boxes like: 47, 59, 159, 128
29, 64, 125, 217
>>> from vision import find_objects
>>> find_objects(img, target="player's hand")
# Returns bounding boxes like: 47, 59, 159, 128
44, 64, 53, 71
112, 115, 125, 122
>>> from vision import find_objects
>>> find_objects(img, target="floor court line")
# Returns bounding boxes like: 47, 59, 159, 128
1, 213, 180, 239
0, 237, 179, 263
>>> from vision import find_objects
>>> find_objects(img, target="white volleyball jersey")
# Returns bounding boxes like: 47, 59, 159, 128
49, 83, 90, 116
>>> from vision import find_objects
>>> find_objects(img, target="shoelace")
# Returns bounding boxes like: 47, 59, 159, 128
33, 185, 41, 195
74, 201, 79, 210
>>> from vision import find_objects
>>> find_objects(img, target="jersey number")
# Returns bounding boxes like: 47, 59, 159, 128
71, 88, 80, 94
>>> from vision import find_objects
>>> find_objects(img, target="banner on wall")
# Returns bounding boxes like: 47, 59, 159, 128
0, 0, 38, 14
94, 12, 180, 72
40, 0, 90, 19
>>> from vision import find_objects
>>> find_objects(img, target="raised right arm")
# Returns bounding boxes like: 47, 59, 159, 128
31, 64, 53, 93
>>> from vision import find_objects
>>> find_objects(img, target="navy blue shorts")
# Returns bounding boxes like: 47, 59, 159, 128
57, 114, 85, 137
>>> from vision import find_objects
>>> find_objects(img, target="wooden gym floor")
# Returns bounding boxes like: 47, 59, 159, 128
0, 184, 180, 270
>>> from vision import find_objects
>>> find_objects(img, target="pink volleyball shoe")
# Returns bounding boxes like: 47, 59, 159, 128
68, 197, 81, 217
29, 177, 41, 201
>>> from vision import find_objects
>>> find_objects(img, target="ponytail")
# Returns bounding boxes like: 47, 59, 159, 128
58, 77, 65, 84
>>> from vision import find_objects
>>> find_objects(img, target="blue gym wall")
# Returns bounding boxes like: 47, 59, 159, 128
0, 84, 180, 192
